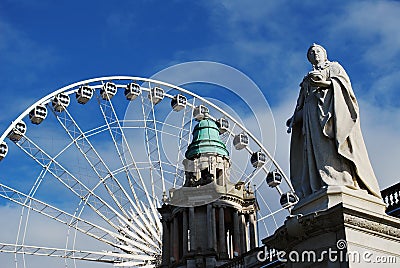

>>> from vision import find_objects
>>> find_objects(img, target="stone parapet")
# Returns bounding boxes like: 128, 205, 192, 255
263, 201, 400, 267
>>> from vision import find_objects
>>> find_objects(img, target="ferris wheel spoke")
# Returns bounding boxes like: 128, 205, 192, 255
113, 200, 160, 249
256, 206, 285, 223
138, 201, 162, 241
274, 184, 283, 195
97, 94, 151, 213
12, 135, 140, 234
141, 92, 165, 207
0, 182, 159, 255
51, 106, 135, 219
228, 154, 250, 183
0, 243, 152, 264
15, 168, 47, 250
96, 88, 162, 238
67, 88, 162, 249
173, 97, 195, 187
256, 189, 279, 230
117, 218, 159, 249
115, 261, 157, 267
128, 206, 161, 245
85, 172, 160, 244
17, 169, 50, 268
120, 142, 162, 235
0, 183, 128, 249
139, 91, 164, 232
142, 83, 165, 195
0, 76, 296, 267
224, 122, 237, 146
224, 128, 284, 198
256, 147, 293, 192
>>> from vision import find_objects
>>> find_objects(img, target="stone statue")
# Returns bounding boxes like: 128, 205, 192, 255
287, 44, 381, 199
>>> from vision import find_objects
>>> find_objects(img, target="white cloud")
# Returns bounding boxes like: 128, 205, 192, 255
197, 0, 400, 190
0, 19, 60, 128
0, 21, 58, 71
366, 70, 400, 107
333, 1, 400, 68
0, 205, 110, 268
270, 93, 400, 191
358, 99, 400, 188
1, 1, 400, 266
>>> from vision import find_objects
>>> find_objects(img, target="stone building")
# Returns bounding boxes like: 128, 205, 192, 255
158, 117, 258, 268
158, 115, 400, 268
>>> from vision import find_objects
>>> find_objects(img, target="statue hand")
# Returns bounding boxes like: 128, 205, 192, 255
310, 78, 332, 88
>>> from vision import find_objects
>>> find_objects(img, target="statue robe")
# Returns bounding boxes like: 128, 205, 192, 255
290, 61, 381, 199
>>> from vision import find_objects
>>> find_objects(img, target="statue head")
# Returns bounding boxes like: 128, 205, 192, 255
307, 43, 328, 66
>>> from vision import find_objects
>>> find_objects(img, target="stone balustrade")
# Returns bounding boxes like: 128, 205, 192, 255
381, 182, 400, 216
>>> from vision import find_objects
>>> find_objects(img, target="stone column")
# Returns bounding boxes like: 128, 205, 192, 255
212, 206, 217, 250
189, 207, 196, 251
161, 220, 170, 266
239, 213, 246, 254
170, 218, 174, 262
182, 209, 188, 255
233, 210, 240, 255
218, 207, 227, 256
249, 212, 257, 249
207, 204, 213, 249
173, 215, 179, 261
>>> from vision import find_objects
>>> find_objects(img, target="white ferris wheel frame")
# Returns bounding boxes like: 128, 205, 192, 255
0, 76, 295, 267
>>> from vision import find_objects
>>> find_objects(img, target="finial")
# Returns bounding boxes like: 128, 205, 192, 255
162, 191, 168, 203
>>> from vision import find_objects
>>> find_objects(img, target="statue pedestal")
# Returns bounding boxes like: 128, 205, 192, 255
262, 187, 400, 267
292, 185, 386, 216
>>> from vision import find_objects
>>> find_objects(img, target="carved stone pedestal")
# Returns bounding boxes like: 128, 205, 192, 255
291, 186, 386, 216
262, 188, 400, 267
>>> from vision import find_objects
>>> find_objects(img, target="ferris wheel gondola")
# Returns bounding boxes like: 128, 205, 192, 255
0, 76, 296, 267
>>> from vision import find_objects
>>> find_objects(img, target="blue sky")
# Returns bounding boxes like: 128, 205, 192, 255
0, 0, 397, 109
2, 0, 399, 183
1, 0, 400, 266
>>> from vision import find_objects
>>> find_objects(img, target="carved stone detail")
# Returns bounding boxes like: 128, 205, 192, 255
263, 203, 400, 252
344, 214, 400, 238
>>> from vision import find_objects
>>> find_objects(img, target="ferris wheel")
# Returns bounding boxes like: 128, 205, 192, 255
0, 76, 297, 267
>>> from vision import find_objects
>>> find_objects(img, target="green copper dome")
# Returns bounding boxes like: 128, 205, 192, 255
185, 118, 229, 160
